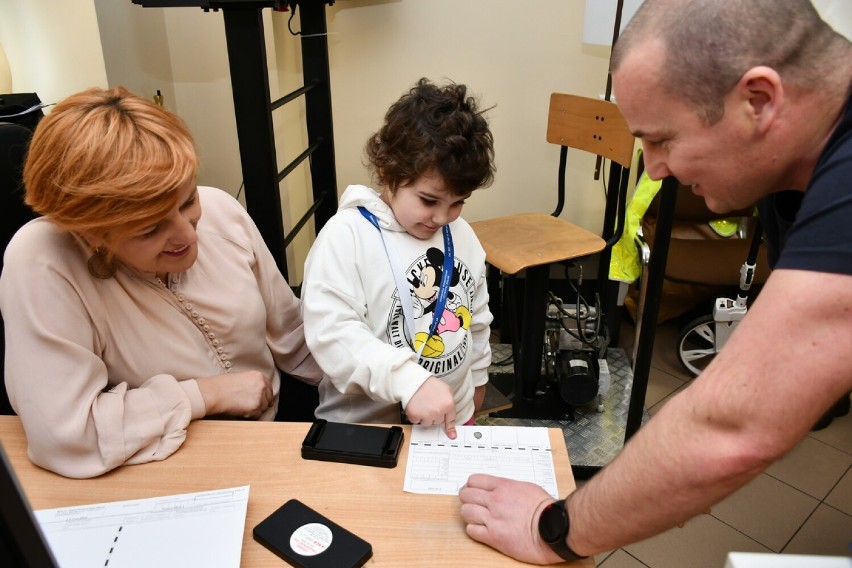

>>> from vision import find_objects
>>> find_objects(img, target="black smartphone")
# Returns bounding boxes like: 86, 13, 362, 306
253, 499, 372, 568
301, 419, 404, 468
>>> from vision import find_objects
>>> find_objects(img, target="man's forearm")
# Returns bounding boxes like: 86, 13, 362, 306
565, 271, 851, 554
564, 389, 768, 555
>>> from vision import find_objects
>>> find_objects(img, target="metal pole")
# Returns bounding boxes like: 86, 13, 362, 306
222, 7, 289, 277
625, 176, 678, 439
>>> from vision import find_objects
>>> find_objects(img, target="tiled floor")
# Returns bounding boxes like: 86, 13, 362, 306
587, 316, 852, 567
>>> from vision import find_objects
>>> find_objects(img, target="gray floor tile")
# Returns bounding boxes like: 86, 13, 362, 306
712, 473, 819, 552
647, 321, 687, 379
809, 411, 852, 456
825, 467, 852, 516
766, 436, 852, 500
646, 382, 689, 416
643, 366, 688, 409
622, 513, 770, 568
783, 503, 852, 557
597, 549, 651, 567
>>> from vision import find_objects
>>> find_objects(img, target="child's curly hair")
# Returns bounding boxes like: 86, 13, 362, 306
365, 78, 495, 196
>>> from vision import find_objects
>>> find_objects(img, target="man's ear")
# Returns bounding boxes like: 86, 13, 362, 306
736, 66, 783, 135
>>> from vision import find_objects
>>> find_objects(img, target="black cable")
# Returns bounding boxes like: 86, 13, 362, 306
288, 2, 301, 36
547, 263, 604, 349
547, 290, 591, 347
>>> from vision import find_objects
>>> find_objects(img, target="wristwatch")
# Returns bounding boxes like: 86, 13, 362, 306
538, 499, 588, 562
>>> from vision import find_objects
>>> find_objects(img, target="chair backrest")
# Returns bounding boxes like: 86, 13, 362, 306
545, 94, 635, 244
1, 121, 39, 416
547, 93, 635, 169
550, 93, 635, 262
546, 94, 636, 341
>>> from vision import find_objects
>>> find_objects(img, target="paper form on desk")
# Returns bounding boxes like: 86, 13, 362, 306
34, 485, 249, 568
403, 425, 559, 498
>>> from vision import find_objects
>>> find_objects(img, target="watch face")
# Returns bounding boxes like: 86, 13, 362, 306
538, 500, 568, 543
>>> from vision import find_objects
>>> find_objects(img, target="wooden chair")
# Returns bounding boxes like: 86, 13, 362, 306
471, 93, 635, 404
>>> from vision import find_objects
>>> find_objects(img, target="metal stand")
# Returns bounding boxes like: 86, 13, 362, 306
222, 8, 286, 272
625, 176, 677, 440
483, 347, 644, 480
484, 176, 678, 479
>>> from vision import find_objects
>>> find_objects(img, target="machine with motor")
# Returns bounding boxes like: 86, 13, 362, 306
544, 290, 611, 413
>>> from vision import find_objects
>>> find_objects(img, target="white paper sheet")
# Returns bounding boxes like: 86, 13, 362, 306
34, 485, 249, 568
403, 425, 559, 498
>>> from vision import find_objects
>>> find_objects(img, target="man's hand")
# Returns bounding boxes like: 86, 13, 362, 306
405, 377, 458, 439
196, 370, 273, 419
459, 474, 565, 565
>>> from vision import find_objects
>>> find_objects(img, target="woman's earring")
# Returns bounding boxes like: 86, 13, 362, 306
87, 248, 116, 279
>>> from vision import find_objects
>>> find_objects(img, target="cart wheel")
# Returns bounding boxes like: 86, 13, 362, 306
677, 314, 718, 376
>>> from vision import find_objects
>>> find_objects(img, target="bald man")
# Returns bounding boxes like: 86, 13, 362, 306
459, 1, 852, 563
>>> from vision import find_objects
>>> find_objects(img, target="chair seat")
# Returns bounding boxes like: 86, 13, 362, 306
471, 213, 605, 275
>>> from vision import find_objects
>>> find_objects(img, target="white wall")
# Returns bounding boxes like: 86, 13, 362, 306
814, 0, 852, 40
93, 1, 175, 122
0, 44, 11, 92
324, 0, 618, 230
0, 0, 107, 102
160, 8, 243, 195
582, 0, 851, 44
92, 2, 245, 200
2, 0, 849, 283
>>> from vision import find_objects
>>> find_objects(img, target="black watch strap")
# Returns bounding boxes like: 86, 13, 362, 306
538, 499, 588, 562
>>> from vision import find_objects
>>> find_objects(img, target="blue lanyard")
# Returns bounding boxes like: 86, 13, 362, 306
429, 222, 454, 337
358, 206, 454, 349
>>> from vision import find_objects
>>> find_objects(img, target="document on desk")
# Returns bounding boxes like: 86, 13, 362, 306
34, 485, 249, 568
404, 425, 558, 498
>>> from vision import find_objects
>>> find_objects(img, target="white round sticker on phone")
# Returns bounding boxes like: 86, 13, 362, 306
290, 522, 333, 556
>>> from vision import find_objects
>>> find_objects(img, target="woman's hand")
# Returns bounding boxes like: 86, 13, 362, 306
196, 370, 273, 419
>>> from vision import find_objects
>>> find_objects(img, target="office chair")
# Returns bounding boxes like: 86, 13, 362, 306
471, 93, 635, 411
274, 371, 320, 422
1, 122, 40, 416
